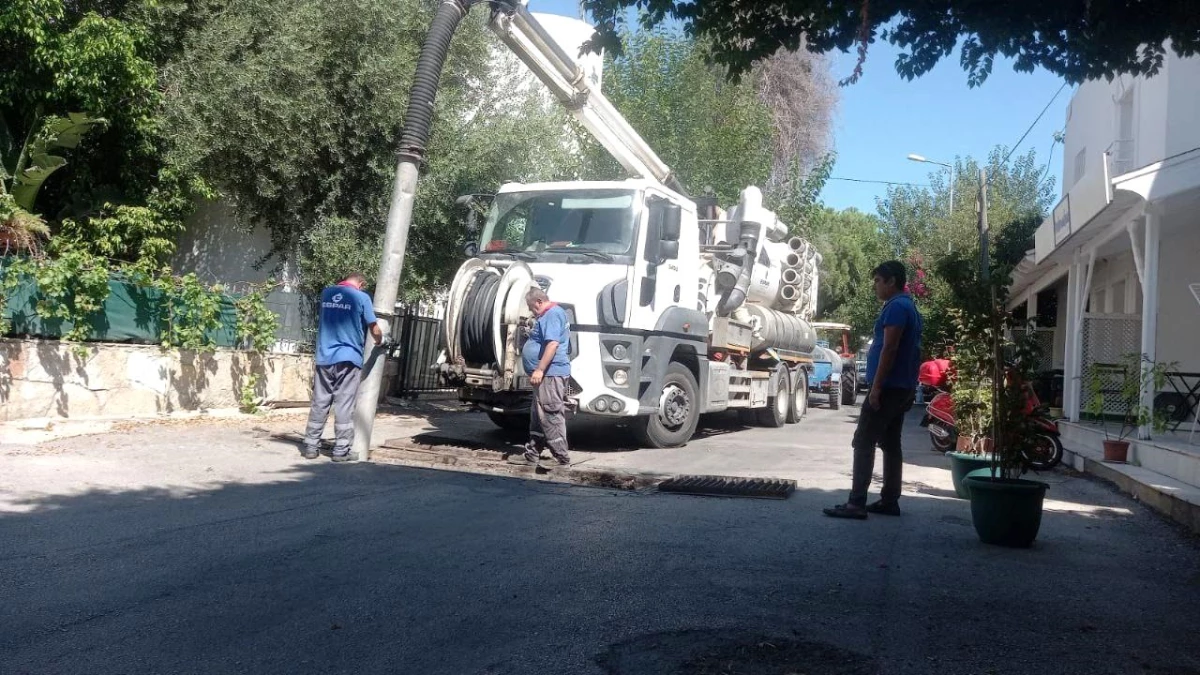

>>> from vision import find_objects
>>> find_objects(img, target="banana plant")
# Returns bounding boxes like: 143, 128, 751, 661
1, 112, 106, 253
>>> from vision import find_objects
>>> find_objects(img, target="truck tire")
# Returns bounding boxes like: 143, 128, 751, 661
828, 385, 841, 410
841, 370, 857, 406
756, 365, 790, 428
486, 411, 528, 433
786, 368, 808, 423
633, 362, 700, 448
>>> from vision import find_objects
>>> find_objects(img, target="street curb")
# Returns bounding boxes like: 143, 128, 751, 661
1062, 445, 1200, 536
370, 441, 672, 491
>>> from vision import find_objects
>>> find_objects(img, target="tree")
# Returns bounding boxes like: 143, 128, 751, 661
579, 0, 1200, 86
581, 29, 775, 206
789, 205, 890, 342
0, 0, 208, 265
754, 43, 837, 192
163, 0, 582, 298
882, 147, 1055, 352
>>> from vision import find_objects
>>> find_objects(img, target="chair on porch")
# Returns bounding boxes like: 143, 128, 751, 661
1191, 283, 1200, 444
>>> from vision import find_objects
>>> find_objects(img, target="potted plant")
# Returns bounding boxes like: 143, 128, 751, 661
943, 307, 997, 498
1082, 353, 1173, 463
960, 321, 1051, 548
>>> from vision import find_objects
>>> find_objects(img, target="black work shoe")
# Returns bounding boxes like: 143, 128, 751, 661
552, 456, 570, 466
866, 500, 901, 516
823, 503, 868, 520
508, 452, 539, 466
330, 453, 357, 463
302, 447, 320, 460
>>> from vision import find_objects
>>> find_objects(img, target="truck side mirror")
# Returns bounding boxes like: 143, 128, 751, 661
658, 240, 679, 260
662, 203, 681, 242
456, 193, 493, 235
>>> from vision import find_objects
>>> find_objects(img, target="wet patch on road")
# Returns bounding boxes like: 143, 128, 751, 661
595, 629, 877, 675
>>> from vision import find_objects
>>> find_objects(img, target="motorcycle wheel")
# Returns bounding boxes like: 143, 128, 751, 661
1023, 433, 1063, 470
929, 422, 954, 453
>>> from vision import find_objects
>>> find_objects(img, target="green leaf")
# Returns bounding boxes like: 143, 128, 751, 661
11, 113, 107, 210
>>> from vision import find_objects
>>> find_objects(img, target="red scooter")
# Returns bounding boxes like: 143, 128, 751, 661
919, 364, 1063, 471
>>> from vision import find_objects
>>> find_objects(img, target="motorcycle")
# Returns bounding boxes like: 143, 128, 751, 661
918, 364, 1064, 471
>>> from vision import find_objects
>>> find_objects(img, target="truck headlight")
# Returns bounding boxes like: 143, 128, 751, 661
612, 369, 629, 386
611, 343, 628, 360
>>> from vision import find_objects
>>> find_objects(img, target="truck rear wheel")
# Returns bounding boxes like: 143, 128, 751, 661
842, 370, 857, 406
486, 411, 528, 433
632, 362, 700, 448
756, 366, 790, 428
786, 368, 807, 423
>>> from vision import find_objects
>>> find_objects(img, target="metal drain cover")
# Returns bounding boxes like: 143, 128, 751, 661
657, 475, 796, 499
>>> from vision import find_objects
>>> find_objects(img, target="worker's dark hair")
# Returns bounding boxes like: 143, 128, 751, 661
526, 287, 549, 304
871, 260, 907, 290
343, 272, 367, 286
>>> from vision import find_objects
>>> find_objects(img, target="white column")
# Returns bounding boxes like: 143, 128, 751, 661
1138, 209, 1161, 440
1028, 290, 1039, 326
1064, 254, 1081, 420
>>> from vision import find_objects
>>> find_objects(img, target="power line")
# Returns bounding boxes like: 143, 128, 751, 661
1001, 82, 1069, 167
827, 176, 929, 188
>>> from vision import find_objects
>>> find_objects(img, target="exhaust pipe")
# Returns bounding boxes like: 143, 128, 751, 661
781, 268, 801, 285
784, 252, 801, 268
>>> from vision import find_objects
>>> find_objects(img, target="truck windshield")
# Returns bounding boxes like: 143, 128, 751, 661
480, 189, 637, 258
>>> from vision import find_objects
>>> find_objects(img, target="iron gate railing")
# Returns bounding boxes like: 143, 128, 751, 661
389, 312, 451, 396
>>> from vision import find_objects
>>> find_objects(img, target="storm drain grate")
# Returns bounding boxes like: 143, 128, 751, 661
657, 475, 796, 499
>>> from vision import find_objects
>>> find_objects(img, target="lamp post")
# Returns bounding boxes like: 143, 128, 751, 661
907, 153, 954, 215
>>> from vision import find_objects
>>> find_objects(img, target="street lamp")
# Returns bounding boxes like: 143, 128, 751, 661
907, 153, 954, 215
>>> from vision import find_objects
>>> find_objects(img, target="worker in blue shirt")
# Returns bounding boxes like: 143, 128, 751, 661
303, 272, 383, 462
825, 260, 923, 519
512, 287, 572, 467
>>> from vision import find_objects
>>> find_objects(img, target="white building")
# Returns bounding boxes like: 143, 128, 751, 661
1008, 47, 1200, 487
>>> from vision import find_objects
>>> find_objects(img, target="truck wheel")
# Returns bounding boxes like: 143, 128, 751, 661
786, 368, 808, 423
828, 385, 841, 410
486, 411, 528, 433
756, 366, 790, 428
841, 370, 857, 406
633, 362, 700, 448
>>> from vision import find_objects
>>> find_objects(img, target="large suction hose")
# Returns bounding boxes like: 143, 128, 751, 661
397, 0, 476, 163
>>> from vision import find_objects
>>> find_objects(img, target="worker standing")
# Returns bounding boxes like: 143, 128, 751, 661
512, 288, 572, 468
303, 272, 383, 462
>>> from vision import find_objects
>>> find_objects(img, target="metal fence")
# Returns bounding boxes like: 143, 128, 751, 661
389, 309, 451, 397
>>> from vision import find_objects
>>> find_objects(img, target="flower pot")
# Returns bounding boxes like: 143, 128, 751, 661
1103, 440, 1130, 463
961, 475, 1048, 548
947, 451, 993, 499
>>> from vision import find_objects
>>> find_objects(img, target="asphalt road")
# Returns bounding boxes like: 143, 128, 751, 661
2, 407, 1199, 674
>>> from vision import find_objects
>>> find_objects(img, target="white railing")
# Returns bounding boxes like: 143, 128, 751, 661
1107, 138, 1136, 176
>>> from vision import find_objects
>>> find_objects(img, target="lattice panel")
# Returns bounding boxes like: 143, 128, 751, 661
1081, 314, 1141, 416
1012, 327, 1056, 372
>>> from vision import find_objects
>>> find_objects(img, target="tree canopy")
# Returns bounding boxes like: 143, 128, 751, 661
580, 0, 1200, 86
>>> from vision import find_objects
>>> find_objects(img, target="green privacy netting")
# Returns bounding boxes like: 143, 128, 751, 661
1, 261, 240, 346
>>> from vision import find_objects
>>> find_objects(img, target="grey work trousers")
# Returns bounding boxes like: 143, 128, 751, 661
305, 362, 362, 456
528, 376, 570, 463
849, 388, 916, 506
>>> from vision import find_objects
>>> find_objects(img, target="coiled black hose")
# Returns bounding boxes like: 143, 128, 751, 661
397, 0, 475, 161
460, 271, 500, 364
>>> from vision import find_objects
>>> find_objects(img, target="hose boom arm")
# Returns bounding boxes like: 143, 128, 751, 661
488, 2, 686, 194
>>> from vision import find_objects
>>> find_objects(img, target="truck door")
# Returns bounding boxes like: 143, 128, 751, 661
628, 195, 687, 330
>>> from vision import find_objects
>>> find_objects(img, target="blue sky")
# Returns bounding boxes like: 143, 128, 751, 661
527, 0, 1072, 214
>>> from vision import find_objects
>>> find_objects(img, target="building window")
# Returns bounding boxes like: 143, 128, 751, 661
1074, 147, 1087, 186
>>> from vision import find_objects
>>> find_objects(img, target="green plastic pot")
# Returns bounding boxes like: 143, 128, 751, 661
961, 475, 1048, 548
947, 452, 993, 499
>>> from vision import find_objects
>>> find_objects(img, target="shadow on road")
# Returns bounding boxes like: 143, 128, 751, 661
2, 445, 1199, 674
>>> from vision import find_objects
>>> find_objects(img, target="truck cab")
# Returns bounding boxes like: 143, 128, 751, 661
441, 179, 710, 442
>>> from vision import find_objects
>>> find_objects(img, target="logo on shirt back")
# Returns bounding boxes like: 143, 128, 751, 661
323, 292, 352, 311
